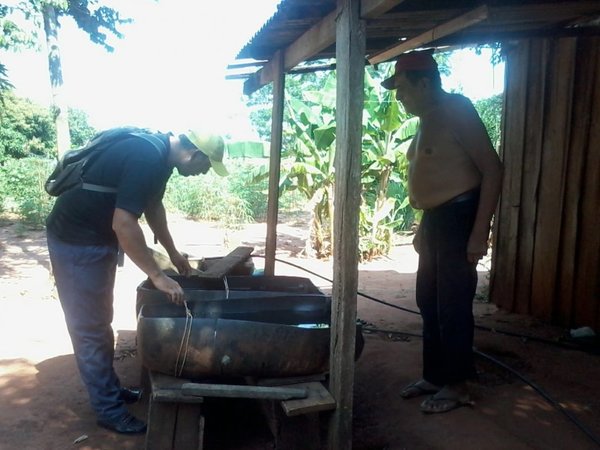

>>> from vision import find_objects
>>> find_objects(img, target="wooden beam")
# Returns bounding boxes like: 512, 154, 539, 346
368, 5, 489, 64
264, 51, 285, 276
181, 383, 307, 400
327, 0, 365, 448
244, 0, 404, 95
361, 0, 407, 19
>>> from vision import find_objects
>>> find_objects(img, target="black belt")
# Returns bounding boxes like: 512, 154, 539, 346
446, 188, 479, 205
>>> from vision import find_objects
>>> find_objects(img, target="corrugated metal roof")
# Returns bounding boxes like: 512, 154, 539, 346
235, 0, 600, 63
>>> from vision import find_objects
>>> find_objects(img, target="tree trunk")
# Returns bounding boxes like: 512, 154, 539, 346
43, 4, 71, 157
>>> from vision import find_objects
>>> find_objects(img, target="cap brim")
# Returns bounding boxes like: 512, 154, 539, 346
381, 75, 396, 90
210, 159, 228, 177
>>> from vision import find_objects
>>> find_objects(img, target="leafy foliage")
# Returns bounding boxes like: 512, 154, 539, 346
0, 91, 97, 162
0, 92, 56, 162
163, 164, 254, 230
474, 94, 503, 151
64, 1, 131, 52
0, 157, 55, 226
67, 107, 96, 148
251, 66, 420, 261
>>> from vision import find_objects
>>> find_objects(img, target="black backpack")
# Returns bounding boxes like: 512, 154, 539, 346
45, 127, 166, 197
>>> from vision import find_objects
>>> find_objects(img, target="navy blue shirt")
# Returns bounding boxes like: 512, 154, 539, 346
46, 133, 172, 246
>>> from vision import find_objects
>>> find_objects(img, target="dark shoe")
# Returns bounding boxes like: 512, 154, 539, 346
97, 413, 147, 434
120, 387, 143, 404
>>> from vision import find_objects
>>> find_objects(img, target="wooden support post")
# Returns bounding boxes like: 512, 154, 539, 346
328, 1, 365, 449
265, 51, 285, 276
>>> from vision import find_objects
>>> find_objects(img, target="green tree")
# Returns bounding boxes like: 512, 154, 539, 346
0, 91, 96, 162
0, 92, 55, 162
68, 107, 96, 148
0, 62, 13, 105
1, 1, 131, 155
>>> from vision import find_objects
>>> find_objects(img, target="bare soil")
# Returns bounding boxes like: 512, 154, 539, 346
1, 215, 599, 450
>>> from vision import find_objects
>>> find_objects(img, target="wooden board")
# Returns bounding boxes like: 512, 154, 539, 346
491, 40, 528, 312
514, 38, 546, 315
195, 246, 254, 278
181, 382, 307, 400
149, 371, 204, 404
280, 382, 336, 417
530, 38, 576, 320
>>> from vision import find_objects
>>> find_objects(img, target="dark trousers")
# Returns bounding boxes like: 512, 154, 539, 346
47, 233, 127, 421
416, 194, 479, 386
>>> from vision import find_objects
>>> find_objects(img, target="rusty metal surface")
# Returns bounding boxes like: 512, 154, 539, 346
138, 295, 332, 378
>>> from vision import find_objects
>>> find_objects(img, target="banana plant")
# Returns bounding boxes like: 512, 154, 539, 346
269, 67, 420, 260
279, 73, 337, 257
359, 68, 419, 259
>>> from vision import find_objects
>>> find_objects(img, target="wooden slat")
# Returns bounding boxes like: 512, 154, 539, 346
573, 37, 600, 329
490, 40, 528, 312
328, 1, 365, 449
513, 39, 547, 315
368, 5, 489, 64
145, 400, 177, 450
281, 381, 336, 417
181, 382, 307, 400
195, 246, 254, 278
254, 373, 327, 387
173, 404, 204, 450
265, 51, 285, 276
556, 37, 596, 325
530, 38, 576, 320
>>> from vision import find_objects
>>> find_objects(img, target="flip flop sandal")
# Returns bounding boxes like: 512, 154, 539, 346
420, 394, 473, 414
400, 380, 441, 399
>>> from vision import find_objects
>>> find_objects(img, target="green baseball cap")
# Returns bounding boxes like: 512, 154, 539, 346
185, 130, 228, 176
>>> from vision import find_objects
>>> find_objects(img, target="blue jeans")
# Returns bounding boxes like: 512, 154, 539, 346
416, 193, 479, 386
47, 233, 127, 420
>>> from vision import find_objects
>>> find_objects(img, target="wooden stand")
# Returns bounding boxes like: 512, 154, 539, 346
144, 371, 335, 450
259, 380, 336, 450
145, 372, 205, 450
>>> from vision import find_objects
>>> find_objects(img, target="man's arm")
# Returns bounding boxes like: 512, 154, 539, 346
454, 102, 504, 263
112, 207, 185, 304
144, 200, 193, 276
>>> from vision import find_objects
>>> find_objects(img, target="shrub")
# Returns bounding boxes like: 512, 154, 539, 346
164, 164, 254, 229
0, 157, 55, 227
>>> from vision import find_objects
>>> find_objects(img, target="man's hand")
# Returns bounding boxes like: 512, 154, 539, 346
466, 233, 488, 263
412, 226, 423, 255
150, 273, 185, 305
169, 251, 194, 277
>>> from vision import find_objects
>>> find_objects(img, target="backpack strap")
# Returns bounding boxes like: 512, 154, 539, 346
81, 133, 167, 194
81, 183, 119, 193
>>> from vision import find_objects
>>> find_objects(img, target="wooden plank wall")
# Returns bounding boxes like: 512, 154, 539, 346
491, 36, 600, 331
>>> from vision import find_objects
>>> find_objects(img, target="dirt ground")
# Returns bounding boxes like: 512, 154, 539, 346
1, 215, 599, 450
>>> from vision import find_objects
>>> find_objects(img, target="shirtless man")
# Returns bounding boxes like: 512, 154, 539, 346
381, 50, 503, 413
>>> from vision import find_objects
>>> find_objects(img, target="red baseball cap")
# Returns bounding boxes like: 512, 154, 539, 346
381, 49, 438, 89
